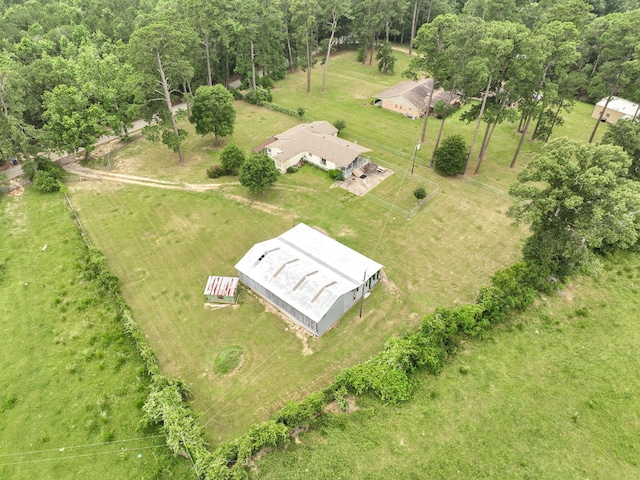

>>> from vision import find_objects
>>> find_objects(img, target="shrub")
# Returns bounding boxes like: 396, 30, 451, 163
213, 345, 244, 375
286, 165, 298, 174
421, 309, 459, 354
262, 102, 299, 118
336, 359, 418, 405
244, 87, 272, 105
451, 304, 487, 336
233, 421, 289, 466
356, 47, 365, 62
297, 107, 305, 118
207, 165, 222, 178
229, 88, 243, 100
33, 170, 63, 192
327, 169, 343, 181
433, 135, 468, 176
219, 143, 246, 176
334, 386, 349, 411
413, 185, 427, 200
490, 262, 538, 310
476, 286, 514, 324
258, 76, 275, 89
333, 119, 347, 132
273, 391, 327, 427
82, 245, 121, 296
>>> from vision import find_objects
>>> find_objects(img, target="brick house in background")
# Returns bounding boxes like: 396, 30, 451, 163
373, 78, 460, 119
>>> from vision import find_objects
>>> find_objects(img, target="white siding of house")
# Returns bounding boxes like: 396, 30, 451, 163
305, 153, 337, 171
275, 151, 307, 173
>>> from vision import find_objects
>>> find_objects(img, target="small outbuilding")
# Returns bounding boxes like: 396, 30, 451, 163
235, 223, 383, 336
204, 276, 239, 304
591, 96, 639, 124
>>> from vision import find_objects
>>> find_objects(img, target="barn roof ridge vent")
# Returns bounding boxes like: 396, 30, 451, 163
292, 270, 318, 291
273, 258, 299, 278
311, 281, 338, 303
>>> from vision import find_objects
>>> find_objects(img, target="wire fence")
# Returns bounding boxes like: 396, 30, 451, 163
364, 155, 441, 218
461, 177, 511, 200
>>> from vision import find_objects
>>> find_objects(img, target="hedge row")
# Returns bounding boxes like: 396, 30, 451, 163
335, 261, 541, 404
261, 102, 303, 118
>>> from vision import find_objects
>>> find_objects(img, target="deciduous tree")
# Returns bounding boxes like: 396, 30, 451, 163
189, 85, 236, 141
239, 153, 280, 193
219, 143, 246, 175
601, 119, 640, 180
509, 137, 640, 278
42, 84, 111, 159
433, 135, 467, 176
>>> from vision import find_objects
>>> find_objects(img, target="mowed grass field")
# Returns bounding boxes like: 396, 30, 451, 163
0, 191, 192, 479
67, 48, 607, 447
256, 251, 640, 479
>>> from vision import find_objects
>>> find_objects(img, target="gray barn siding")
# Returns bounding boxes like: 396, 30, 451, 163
239, 272, 318, 334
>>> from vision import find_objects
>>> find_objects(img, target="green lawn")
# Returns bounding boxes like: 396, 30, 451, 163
0, 191, 191, 479
255, 250, 640, 479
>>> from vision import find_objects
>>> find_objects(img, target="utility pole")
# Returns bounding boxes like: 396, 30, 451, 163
359, 270, 367, 318
411, 142, 421, 175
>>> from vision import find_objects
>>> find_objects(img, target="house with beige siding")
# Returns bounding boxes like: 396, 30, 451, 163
253, 121, 371, 177
591, 96, 639, 124
373, 78, 460, 119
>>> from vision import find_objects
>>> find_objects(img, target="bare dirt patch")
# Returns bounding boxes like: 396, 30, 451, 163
323, 396, 359, 414
223, 193, 284, 216
379, 270, 398, 295
558, 283, 575, 302
6, 184, 24, 197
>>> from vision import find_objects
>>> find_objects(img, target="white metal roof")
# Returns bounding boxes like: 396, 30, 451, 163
596, 96, 639, 116
234, 223, 383, 323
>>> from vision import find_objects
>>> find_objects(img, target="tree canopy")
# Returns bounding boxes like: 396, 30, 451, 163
239, 153, 280, 193
189, 85, 236, 139
509, 137, 640, 278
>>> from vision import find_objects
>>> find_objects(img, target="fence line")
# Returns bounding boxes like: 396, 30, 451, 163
64, 193, 91, 243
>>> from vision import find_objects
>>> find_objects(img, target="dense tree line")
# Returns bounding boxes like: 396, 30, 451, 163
0, 0, 639, 165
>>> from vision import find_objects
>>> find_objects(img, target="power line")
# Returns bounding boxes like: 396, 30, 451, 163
371, 141, 415, 258
196, 333, 298, 421
0, 444, 168, 467
201, 335, 299, 428
0, 435, 166, 459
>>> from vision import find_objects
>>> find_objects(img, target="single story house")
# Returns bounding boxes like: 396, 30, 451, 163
203, 276, 239, 304
591, 96, 639, 124
253, 121, 371, 177
235, 223, 383, 336
373, 78, 461, 119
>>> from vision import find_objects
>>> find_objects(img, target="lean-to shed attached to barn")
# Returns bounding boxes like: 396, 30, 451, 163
235, 223, 383, 336
204, 276, 239, 304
